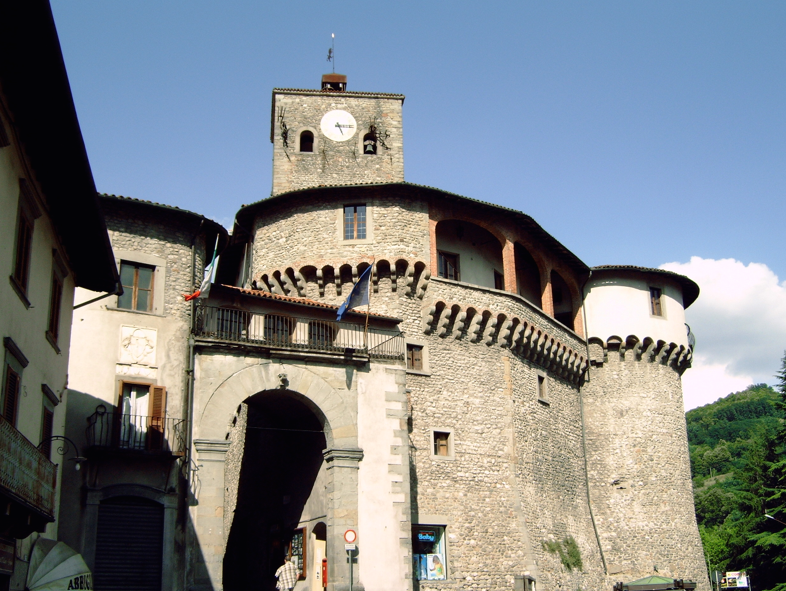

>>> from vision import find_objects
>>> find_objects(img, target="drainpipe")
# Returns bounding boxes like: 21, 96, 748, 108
183, 220, 203, 591
185, 221, 204, 470
578, 270, 608, 574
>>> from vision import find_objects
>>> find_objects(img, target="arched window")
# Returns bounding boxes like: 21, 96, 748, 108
300, 130, 314, 153
363, 132, 376, 154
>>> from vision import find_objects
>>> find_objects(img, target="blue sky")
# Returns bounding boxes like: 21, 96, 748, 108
50, 1, 786, 408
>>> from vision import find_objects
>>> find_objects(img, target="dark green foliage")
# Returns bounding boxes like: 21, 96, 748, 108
542, 536, 583, 572
690, 354, 786, 591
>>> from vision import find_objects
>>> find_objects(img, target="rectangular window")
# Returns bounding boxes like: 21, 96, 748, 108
46, 251, 68, 349
650, 287, 663, 316
407, 344, 423, 371
2, 365, 21, 427
344, 204, 366, 240
537, 374, 548, 402
494, 270, 505, 290
40, 406, 54, 459
438, 251, 460, 281
11, 181, 40, 300
118, 262, 155, 312
433, 431, 451, 457
412, 525, 447, 581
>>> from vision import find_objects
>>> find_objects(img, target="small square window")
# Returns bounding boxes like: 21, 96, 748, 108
118, 262, 155, 312
412, 525, 447, 581
407, 344, 423, 371
650, 287, 663, 316
438, 251, 460, 281
431, 429, 454, 459
344, 205, 366, 240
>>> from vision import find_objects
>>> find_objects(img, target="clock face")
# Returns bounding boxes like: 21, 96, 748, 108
320, 110, 357, 142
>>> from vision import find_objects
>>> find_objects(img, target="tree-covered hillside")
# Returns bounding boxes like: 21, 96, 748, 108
687, 354, 786, 591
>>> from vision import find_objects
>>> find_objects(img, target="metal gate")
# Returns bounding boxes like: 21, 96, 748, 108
94, 496, 164, 591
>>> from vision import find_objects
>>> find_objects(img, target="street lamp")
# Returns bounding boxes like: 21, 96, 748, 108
38, 435, 87, 471
764, 514, 786, 527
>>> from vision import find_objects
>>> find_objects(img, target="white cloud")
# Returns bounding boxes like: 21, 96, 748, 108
659, 257, 786, 410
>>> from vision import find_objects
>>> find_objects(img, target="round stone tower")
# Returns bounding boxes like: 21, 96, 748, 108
581, 265, 707, 585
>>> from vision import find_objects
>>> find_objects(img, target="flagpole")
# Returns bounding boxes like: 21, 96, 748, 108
363, 259, 374, 352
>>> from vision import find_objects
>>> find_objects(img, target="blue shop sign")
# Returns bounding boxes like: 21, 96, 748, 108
417, 530, 436, 542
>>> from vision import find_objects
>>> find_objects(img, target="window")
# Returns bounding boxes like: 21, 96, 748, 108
1, 338, 28, 429
285, 527, 306, 580
300, 130, 314, 153
46, 251, 68, 350
11, 180, 41, 301
40, 405, 54, 459
438, 251, 460, 281
431, 429, 454, 459
2, 365, 21, 427
344, 205, 366, 240
650, 287, 663, 317
494, 270, 505, 290
363, 132, 376, 154
117, 382, 167, 451
412, 525, 447, 581
407, 344, 423, 371
118, 262, 155, 312
537, 373, 548, 403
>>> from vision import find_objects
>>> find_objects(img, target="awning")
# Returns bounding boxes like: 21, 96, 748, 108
25, 538, 92, 591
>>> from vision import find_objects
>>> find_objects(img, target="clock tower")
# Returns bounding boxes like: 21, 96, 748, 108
270, 74, 405, 195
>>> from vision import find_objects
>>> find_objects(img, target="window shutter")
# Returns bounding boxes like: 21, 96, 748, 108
3, 367, 20, 425
148, 385, 167, 452
413, 347, 423, 370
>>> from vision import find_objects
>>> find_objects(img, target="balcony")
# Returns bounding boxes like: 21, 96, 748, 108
85, 406, 187, 457
194, 306, 405, 361
0, 414, 57, 528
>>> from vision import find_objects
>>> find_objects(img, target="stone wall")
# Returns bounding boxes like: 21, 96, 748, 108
582, 341, 709, 589
271, 90, 404, 195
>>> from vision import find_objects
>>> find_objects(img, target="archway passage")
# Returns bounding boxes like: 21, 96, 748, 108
223, 390, 327, 591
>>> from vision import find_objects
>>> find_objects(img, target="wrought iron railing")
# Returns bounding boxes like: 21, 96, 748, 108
0, 414, 57, 518
85, 406, 187, 456
194, 306, 405, 360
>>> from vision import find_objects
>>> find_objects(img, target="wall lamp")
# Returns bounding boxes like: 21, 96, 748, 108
38, 435, 87, 471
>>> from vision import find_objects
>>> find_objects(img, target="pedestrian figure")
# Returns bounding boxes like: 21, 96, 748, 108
275, 558, 299, 591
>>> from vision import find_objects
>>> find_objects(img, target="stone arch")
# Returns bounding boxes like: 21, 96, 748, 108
197, 363, 356, 449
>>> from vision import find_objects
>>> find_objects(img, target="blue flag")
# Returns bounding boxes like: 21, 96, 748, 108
337, 265, 372, 321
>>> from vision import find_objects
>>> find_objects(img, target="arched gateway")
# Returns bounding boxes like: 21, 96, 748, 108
191, 362, 366, 591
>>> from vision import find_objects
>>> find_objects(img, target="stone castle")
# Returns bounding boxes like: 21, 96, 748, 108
62, 73, 708, 591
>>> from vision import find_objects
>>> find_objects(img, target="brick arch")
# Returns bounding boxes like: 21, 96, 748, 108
196, 362, 356, 449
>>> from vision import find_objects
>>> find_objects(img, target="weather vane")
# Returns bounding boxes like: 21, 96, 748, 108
327, 33, 335, 73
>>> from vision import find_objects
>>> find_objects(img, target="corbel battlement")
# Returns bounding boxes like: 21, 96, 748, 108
254, 258, 430, 299
423, 299, 588, 385
587, 335, 692, 374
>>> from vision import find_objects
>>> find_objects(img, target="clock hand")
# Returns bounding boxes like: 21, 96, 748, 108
335, 121, 343, 135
